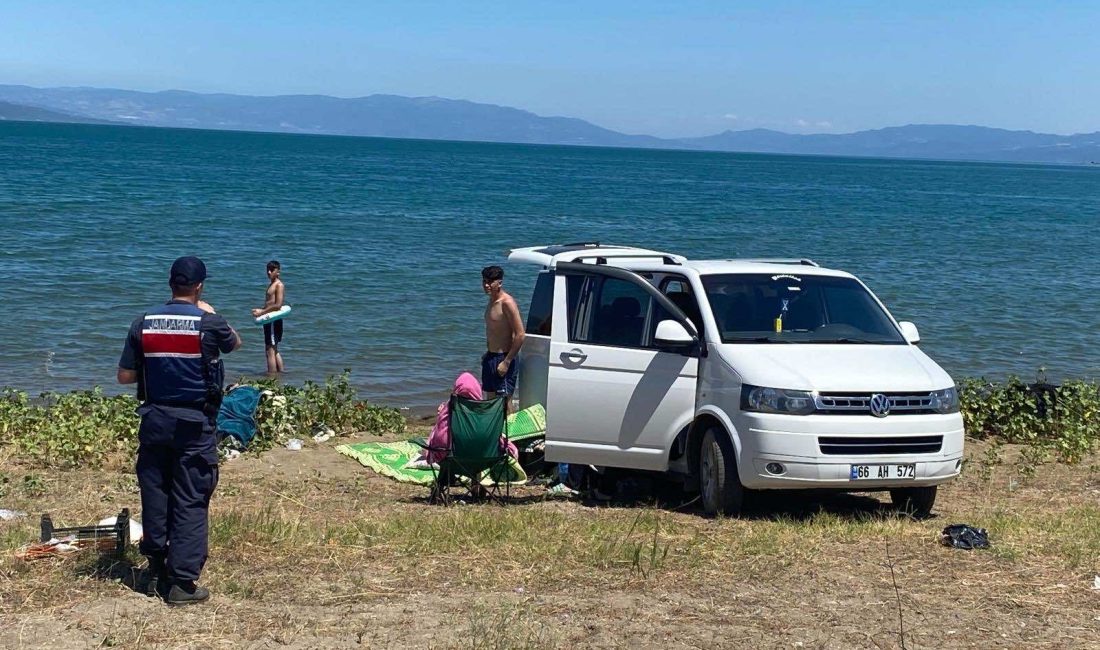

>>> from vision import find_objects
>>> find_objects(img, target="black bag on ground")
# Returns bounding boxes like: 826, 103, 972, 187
940, 524, 990, 550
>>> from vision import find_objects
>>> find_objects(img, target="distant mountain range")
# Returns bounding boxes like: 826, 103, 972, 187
678, 125, 1100, 164
2, 84, 1098, 165
0, 100, 117, 125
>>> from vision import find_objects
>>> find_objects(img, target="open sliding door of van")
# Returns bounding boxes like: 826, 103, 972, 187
544, 263, 699, 472
517, 271, 553, 411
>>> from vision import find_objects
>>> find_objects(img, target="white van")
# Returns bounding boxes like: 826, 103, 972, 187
511, 243, 964, 517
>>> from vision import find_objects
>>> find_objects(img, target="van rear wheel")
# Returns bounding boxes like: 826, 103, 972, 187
890, 486, 937, 519
699, 428, 743, 517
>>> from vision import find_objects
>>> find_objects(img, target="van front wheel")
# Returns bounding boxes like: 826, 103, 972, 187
890, 486, 937, 519
699, 428, 743, 517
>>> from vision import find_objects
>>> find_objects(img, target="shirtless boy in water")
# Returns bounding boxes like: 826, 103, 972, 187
251, 260, 285, 374
482, 266, 525, 410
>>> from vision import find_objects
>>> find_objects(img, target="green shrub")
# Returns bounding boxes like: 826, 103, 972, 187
0, 388, 139, 469
3, 370, 1092, 468
246, 370, 406, 452
0, 372, 405, 468
959, 374, 1100, 463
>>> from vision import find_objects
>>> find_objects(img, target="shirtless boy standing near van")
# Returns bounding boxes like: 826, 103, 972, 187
482, 266, 525, 408
251, 260, 285, 374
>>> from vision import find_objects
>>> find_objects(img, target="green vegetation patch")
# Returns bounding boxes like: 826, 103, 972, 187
959, 375, 1100, 463
0, 371, 404, 469
0, 388, 139, 469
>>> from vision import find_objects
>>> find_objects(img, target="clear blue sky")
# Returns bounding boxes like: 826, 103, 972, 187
2, 1, 1098, 137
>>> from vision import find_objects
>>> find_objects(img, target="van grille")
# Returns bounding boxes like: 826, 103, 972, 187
818, 435, 943, 455
814, 392, 937, 415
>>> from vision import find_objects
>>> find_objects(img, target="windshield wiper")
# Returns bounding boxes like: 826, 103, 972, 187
725, 336, 793, 343
816, 338, 876, 344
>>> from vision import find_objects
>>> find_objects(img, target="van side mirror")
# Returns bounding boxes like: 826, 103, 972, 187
655, 320, 695, 346
898, 321, 920, 344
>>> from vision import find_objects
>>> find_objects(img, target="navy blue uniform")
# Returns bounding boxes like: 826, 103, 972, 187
119, 300, 236, 584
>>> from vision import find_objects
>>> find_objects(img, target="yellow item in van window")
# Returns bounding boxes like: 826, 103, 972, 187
774, 317, 783, 333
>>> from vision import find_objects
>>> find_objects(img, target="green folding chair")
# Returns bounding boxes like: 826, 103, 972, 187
417, 394, 511, 504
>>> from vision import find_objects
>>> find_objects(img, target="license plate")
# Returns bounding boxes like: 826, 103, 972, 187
849, 463, 916, 480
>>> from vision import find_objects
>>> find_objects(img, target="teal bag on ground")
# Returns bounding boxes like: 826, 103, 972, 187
216, 386, 263, 448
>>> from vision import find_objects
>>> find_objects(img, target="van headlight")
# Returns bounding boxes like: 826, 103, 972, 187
931, 386, 960, 414
741, 385, 816, 415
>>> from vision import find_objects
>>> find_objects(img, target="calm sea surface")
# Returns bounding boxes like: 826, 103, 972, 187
1, 121, 1097, 407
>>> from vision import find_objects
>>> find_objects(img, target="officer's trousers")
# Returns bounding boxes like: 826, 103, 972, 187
135, 406, 219, 583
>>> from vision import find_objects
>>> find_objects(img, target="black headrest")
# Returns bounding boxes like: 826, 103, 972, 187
610, 296, 641, 317
667, 291, 692, 309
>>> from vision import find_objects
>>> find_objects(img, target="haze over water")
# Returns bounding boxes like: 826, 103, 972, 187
1, 121, 1097, 407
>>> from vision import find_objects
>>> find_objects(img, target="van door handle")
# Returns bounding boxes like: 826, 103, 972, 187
561, 349, 588, 364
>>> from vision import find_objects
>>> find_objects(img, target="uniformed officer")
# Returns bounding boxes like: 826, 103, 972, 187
118, 256, 241, 605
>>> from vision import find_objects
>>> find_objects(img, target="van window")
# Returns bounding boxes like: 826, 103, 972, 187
565, 274, 591, 341
663, 279, 687, 293
566, 275, 655, 348
660, 276, 703, 334
525, 272, 554, 335
702, 274, 905, 344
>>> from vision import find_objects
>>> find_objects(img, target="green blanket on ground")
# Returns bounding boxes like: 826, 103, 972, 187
335, 404, 545, 486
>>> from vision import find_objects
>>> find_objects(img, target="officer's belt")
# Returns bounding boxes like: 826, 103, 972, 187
146, 400, 208, 410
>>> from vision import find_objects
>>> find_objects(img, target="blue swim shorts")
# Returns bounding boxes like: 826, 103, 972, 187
481, 352, 518, 397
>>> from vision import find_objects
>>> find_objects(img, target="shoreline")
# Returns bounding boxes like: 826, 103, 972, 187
396, 403, 441, 421
10, 386, 446, 416
6, 378, 450, 418
7, 370, 1096, 423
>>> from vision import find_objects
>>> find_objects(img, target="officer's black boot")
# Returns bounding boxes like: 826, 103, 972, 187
166, 580, 210, 606
140, 555, 168, 598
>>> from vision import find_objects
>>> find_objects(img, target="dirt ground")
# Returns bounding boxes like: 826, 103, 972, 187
1, 433, 1097, 649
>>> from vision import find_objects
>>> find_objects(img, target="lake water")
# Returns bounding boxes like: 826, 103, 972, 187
1, 121, 1097, 407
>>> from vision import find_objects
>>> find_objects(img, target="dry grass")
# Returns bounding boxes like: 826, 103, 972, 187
0, 433, 1097, 649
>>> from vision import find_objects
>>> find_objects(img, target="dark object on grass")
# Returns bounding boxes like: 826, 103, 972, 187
1019, 381, 1059, 419
216, 385, 263, 448
615, 476, 654, 501
940, 524, 990, 550
38, 508, 131, 558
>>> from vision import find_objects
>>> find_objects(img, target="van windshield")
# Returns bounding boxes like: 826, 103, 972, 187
701, 273, 906, 344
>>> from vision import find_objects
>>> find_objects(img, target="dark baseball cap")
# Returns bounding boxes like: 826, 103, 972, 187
169, 256, 208, 286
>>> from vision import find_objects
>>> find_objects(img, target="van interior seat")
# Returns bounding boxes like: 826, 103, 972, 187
751, 288, 779, 331
784, 291, 825, 331
724, 293, 756, 332
599, 296, 644, 346
665, 291, 703, 333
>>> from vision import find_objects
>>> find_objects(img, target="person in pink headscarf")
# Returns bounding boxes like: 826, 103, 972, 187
422, 372, 518, 465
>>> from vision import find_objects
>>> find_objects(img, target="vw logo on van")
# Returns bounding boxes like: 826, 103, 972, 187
869, 393, 891, 418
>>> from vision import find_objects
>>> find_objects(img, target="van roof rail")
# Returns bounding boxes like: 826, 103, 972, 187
508, 244, 687, 268
574, 253, 681, 266
738, 258, 820, 267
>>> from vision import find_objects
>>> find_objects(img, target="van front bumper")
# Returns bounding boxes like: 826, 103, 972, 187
733, 412, 965, 490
